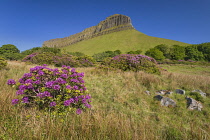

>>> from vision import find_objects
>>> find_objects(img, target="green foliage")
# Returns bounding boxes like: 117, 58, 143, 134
170, 45, 186, 60
67, 52, 85, 57
145, 48, 165, 61
127, 49, 142, 54
101, 54, 160, 74
31, 52, 55, 65
21, 47, 41, 56
93, 50, 121, 62
53, 54, 80, 67
0, 44, 22, 60
154, 44, 171, 59
1, 53, 24, 60
0, 44, 20, 54
185, 46, 204, 61
188, 92, 205, 103
0, 57, 7, 70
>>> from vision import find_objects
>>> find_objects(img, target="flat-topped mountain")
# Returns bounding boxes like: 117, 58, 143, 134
43, 14, 189, 55
43, 14, 134, 48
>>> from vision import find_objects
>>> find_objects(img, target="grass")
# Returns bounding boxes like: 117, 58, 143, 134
62, 29, 189, 55
161, 64, 210, 76
0, 61, 210, 139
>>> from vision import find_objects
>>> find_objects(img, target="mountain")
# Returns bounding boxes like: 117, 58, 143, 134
43, 14, 189, 55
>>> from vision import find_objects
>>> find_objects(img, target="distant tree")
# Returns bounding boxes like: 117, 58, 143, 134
185, 45, 204, 61
67, 52, 85, 57
145, 48, 165, 61
0, 44, 20, 54
170, 45, 186, 60
127, 50, 142, 54
154, 44, 171, 59
197, 42, 210, 61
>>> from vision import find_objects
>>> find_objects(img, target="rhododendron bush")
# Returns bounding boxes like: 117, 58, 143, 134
7, 65, 91, 114
101, 54, 160, 74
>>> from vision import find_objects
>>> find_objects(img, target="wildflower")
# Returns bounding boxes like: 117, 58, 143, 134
49, 102, 56, 107
45, 81, 54, 88
22, 96, 29, 103
7, 79, 16, 85
76, 108, 82, 115
53, 85, 60, 90
16, 90, 24, 95
12, 99, 19, 105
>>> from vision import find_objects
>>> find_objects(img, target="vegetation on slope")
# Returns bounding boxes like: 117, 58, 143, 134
0, 62, 209, 139
62, 29, 189, 55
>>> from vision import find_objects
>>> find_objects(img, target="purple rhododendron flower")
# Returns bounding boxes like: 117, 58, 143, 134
16, 90, 24, 95
49, 102, 56, 107
25, 79, 33, 84
45, 81, 54, 88
19, 85, 26, 90
73, 85, 79, 90
12, 99, 19, 105
56, 78, 66, 84
33, 80, 40, 84
22, 96, 29, 103
66, 85, 71, 89
84, 103, 91, 108
38, 70, 44, 76
7, 79, 16, 85
76, 108, 82, 114
61, 74, 68, 79
53, 85, 60, 90
23, 73, 32, 78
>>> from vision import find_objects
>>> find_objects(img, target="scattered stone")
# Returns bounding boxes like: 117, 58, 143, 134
160, 97, 176, 107
156, 90, 173, 95
175, 89, 185, 95
192, 89, 206, 97
153, 95, 163, 101
186, 97, 203, 111
144, 90, 150, 95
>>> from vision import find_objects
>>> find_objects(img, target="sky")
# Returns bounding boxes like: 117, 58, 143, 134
0, 0, 210, 52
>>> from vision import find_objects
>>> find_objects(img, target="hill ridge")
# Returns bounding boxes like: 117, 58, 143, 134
43, 14, 134, 48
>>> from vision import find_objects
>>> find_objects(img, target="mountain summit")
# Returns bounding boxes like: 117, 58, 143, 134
43, 14, 134, 48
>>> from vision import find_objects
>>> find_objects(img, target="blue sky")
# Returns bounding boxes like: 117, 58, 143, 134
0, 0, 210, 52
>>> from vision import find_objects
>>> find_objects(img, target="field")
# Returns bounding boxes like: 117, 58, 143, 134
62, 29, 189, 55
0, 61, 210, 140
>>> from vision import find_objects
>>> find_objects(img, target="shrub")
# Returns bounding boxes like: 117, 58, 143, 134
0, 57, 7, 70
53, 54, 80, 67
7, 65, 91, 114
76, 55, 95, 67
101, 54, 160, 74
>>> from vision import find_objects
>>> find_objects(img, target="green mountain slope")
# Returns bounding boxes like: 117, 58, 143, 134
62, 29, 189, 55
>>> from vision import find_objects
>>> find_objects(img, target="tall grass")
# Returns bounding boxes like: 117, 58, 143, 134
0, 62, 209, 139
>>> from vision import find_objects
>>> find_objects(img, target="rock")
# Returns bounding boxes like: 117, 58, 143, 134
144, 90, 150, 95
175, 89, 185, 95
160, 97, 176, 107
186, 97, 203, 111
192, 89, 206, 97
156, 90, 173, 95
153, 95, 163, 101
43, 14, 134, 48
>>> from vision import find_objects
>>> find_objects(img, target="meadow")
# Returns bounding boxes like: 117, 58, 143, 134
0, 61, 210, 140
62, 29, 189, 55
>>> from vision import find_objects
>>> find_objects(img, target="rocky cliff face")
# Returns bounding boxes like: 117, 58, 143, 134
43, 14, 134, 48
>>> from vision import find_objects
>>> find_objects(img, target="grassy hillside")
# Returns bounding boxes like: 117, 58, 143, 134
62, 29, 189, 55
0, 62, 209, 139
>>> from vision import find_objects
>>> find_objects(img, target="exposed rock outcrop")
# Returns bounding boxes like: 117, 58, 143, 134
186, 97, 203, 111
43, 14, 134, 48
